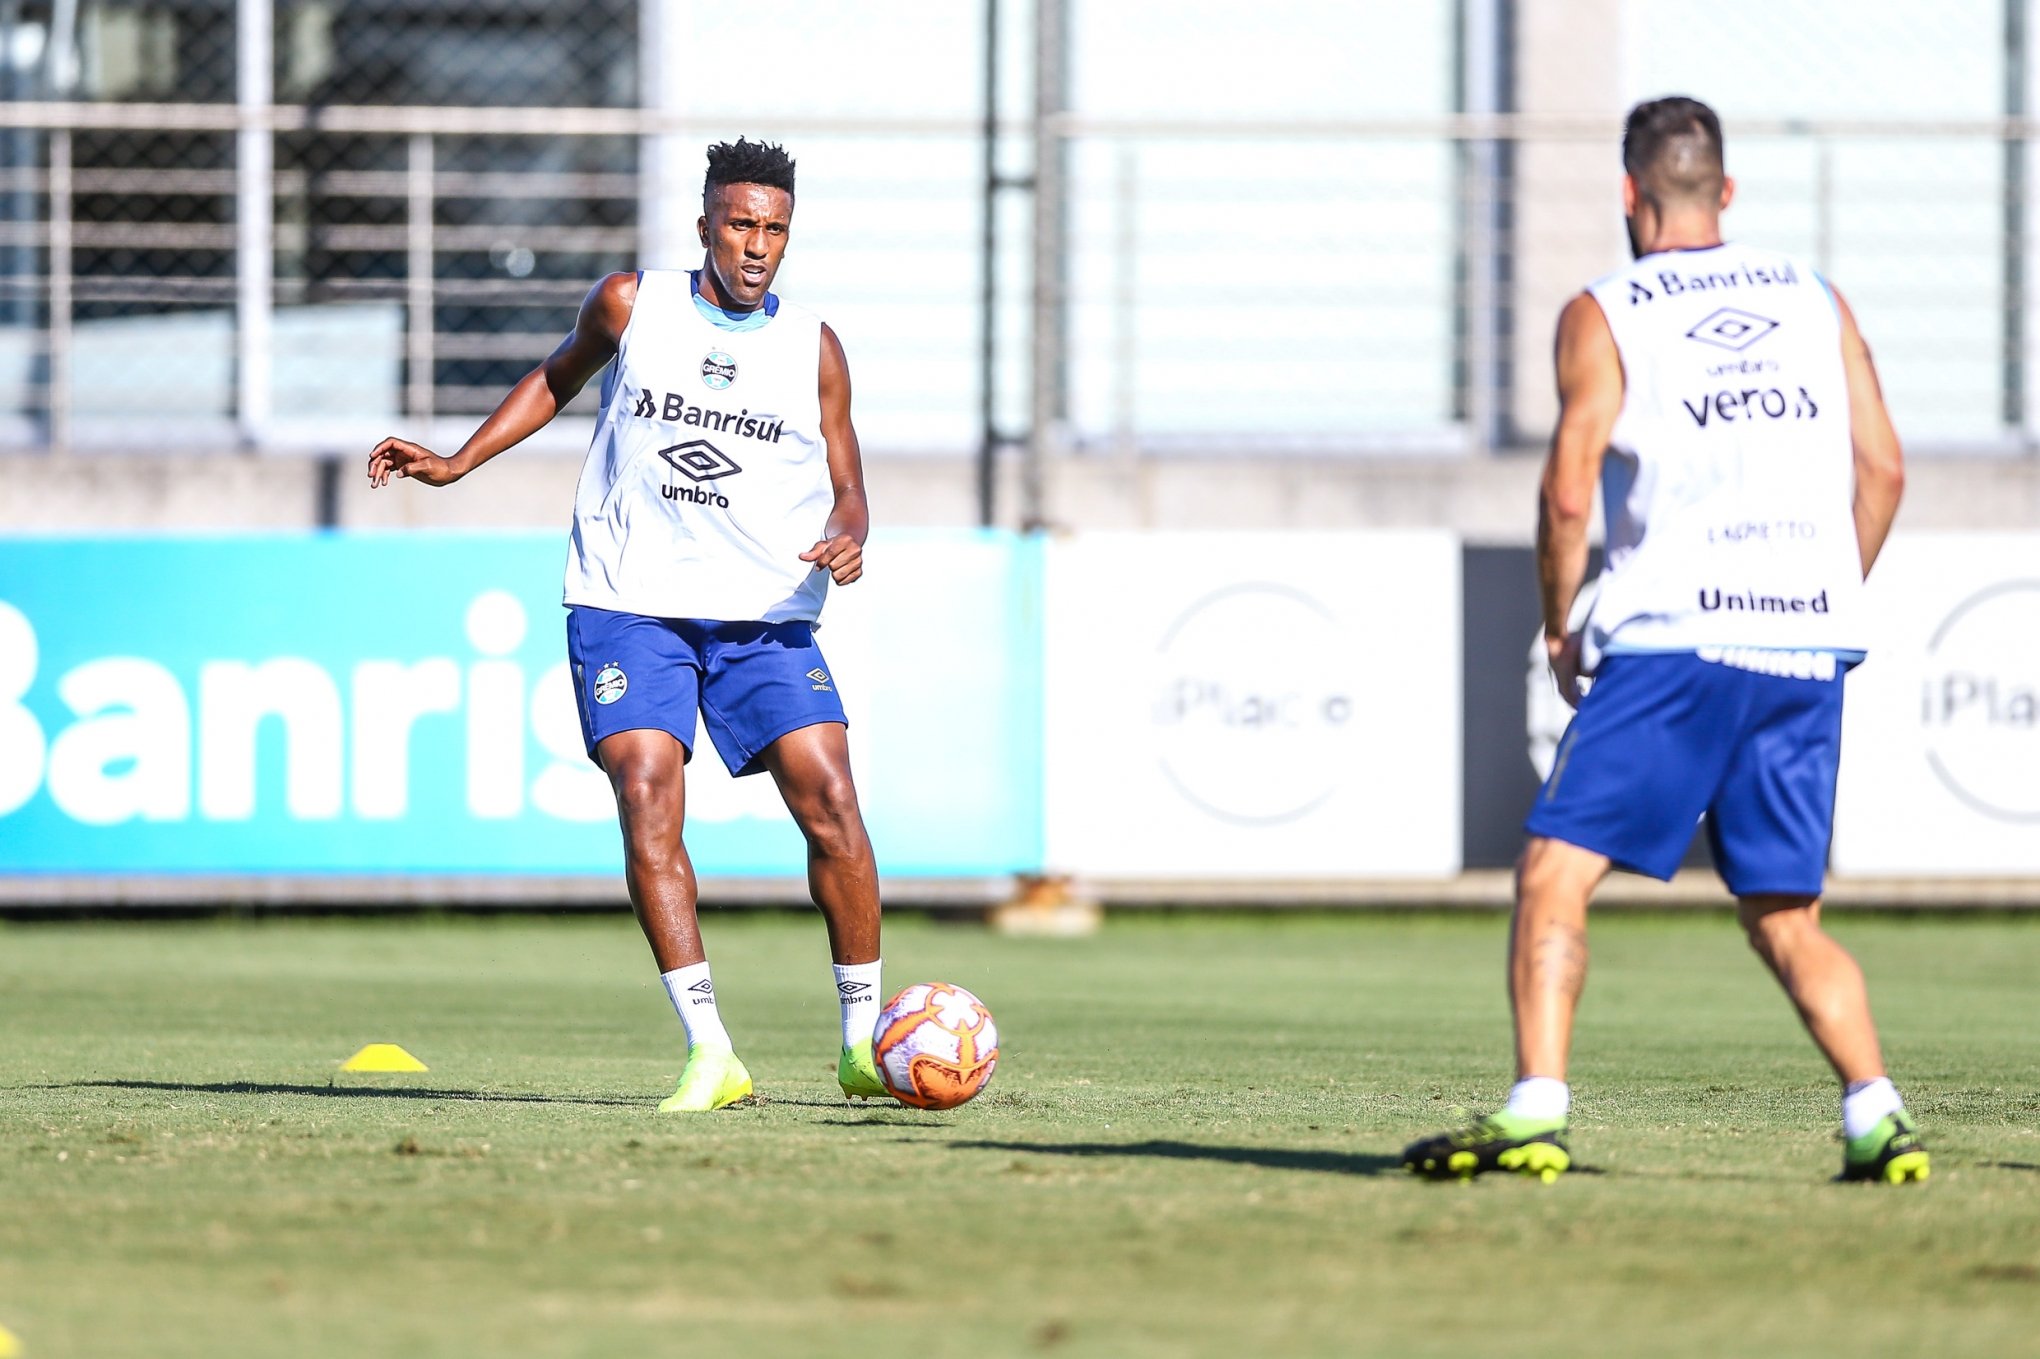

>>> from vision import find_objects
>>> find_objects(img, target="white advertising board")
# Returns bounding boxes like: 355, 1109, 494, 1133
1833, 533, 2040, 876
1042, 532, 1461, 878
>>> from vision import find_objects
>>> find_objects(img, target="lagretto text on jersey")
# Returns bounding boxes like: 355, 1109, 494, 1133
564, 270, 832, 623
1580, 242, 1866, 670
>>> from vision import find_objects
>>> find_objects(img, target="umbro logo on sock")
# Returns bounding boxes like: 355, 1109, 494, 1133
688, 979, 714, 995
837, 981, 871, 1000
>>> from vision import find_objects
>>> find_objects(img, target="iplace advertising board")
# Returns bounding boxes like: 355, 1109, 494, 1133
1041, 532, 1461, 878
1833, 532, 2040, 876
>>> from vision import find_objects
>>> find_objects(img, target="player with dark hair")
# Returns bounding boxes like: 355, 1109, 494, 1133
704, 136, 797, 197
1404, 97, 1922, 1182
368, 137, 892, 1112
1619, 94, 1725, 226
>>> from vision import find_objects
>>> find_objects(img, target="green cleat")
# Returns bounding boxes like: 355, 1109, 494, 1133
1839, 1110, 1930, 1184
1402, 1111, 1572, 1184
656, 1045, 753, 1113
837, 1039, 891, 1101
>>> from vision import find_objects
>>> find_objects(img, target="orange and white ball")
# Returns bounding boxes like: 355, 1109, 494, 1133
872, 982, 999, 1110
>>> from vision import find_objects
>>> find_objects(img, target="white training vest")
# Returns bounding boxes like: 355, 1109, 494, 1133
1580, 242, 1865, 671
564, 269, 832, 623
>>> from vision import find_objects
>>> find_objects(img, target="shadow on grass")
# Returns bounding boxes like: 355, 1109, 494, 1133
31, 1079, 643, 1109
952, 1138, 1406, 1177
814, 1115, 952, 1128
756, 1097, 888, 1111
1977, 1160, 2040, 1173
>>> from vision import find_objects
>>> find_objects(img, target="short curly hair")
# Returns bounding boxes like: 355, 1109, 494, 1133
703, 138, 796, 205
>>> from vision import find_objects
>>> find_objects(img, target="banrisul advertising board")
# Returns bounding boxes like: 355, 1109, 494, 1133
0, 533, 1038, 876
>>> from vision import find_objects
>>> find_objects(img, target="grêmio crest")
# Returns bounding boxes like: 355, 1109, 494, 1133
701, 351, 737, 389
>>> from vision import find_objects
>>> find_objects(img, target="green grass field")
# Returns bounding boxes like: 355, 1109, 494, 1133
2, 911, 2036, 1358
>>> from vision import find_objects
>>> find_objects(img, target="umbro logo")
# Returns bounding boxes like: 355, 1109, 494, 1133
837, 980, 871, 998
1685, 307, 1779, 353
659, 439, 743, 482
808, 667, 833, 692
688, 979, 714, 995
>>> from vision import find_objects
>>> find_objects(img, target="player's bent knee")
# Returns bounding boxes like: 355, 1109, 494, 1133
791, 775, 867, 857
1516, 837, 1606, 906
802, 817, 868, 862
608, 765, 680, 822
1737, 895, 1821, 945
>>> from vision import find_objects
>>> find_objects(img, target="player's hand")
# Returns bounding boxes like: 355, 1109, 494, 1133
367, 436, 460, 488
800, 534, 863, 585
1546, 631, 1585, 710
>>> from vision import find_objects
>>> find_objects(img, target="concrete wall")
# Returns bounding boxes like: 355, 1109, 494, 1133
7, 450, 2040, 544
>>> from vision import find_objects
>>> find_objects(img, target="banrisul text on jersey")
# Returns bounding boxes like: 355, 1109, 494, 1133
1621, 256, 1802, 306
1579, 242, 1866, 670
625, 387, 788, 443
563, 269, 832, 624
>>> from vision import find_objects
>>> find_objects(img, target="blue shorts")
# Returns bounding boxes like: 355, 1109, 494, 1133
565, 607, 847, 777
1524, 652, 1845, 896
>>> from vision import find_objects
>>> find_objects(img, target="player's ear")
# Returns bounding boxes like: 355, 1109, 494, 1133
1620, 173, 1639, 218
697, 213, 709, 247
1719, 176, 1736, 212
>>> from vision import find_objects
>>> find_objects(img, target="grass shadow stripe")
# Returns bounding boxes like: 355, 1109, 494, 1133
31, 1078, 644, 1108
952, 1138, 1405, 1177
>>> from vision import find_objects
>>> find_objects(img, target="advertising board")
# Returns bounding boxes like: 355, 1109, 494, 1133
1833, 532, 2040, 876
0, 531, 1039, 877
1042, 532, 1461, 878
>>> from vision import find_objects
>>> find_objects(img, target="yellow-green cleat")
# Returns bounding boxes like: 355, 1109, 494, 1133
657, 1045, 752, 1113
1402, 1111, 1571, 1184
1839, 1110, 1930, 1184
837, 1039, 891, 1101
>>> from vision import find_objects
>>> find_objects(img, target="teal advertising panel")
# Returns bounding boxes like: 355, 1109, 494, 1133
0, 531, 1040, 876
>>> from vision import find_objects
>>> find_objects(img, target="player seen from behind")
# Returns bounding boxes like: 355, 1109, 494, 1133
368, 138, 891, 1112
1403, 97, 1921, 1184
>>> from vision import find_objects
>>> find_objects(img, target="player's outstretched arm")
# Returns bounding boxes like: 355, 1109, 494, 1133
366, 272, 636, 488
1830, 286, 1904, 577
1538, 293, 1622, 708
800, 322, 869, 585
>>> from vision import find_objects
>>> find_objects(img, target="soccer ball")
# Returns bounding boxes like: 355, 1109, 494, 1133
872, 982, 999, 1110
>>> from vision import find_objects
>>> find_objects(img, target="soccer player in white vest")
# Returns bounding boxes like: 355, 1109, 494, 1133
367, 139, 889, 1112
1404, 98, 1922, 1183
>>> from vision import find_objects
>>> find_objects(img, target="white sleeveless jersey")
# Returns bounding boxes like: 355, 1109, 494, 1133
563, 269, 832, 622
1580, 242, 1865, 670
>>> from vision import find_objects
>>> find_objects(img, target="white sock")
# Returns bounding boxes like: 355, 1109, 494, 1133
660, 962, 732, 1052
1504, 1076, 1571, 1122
1842, 1077, 1902, 1139
832, 959, 882, 1048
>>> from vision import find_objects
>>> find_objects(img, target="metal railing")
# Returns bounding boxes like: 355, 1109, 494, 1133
1, 100, 2036, 480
